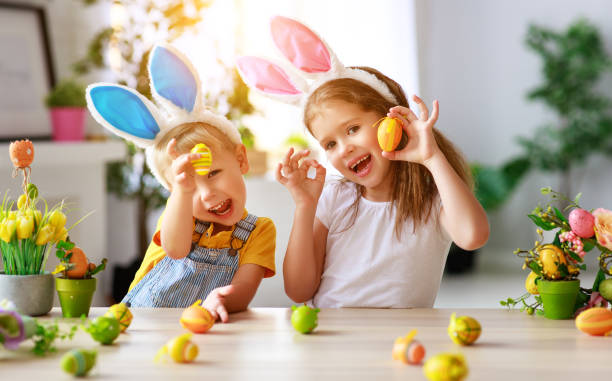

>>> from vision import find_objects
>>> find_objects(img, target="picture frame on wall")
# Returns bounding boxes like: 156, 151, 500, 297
0, 2, 55, 141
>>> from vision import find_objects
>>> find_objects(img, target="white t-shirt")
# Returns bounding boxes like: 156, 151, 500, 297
313, 181, 452, 308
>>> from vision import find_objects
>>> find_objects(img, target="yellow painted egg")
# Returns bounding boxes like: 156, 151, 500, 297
525, 271, 539, 295
538, 244, 567, 279
190, 143, 212, 175
155, 333, 198, 364
375, 117, 403, 152
423, 352, 468, 381
392, 329, 425, 365
60, 349, 97, 377
448, 313, 481, 345
180, 299, 215, 333
575, 307, 612, 336
104, 303, 133, 333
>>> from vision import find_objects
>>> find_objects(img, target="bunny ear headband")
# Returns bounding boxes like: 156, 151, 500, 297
236, 15, 398, 108
86, 44, 241, 190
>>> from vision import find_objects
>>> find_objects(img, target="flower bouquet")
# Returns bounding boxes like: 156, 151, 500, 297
0, 140, 90, 316
501, 187, 612, 319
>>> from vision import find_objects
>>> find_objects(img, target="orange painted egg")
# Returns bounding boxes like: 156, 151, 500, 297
9, 139, 34, 168
65, 247, 89, 279
376, 117, 403, 152
392, 330, 425, 365
180, 300, 214, 333
575, 307, 612, 336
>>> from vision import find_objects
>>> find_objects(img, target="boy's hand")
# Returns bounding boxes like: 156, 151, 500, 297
166, 138, 200, 193
203, 284, 235, 323
384, 95, 441, 165
276, 148, 326, 208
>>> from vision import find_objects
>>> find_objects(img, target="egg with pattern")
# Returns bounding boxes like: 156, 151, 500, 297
575, 307, 612, 336
190, 143, 212, 176
180, 299, 215, 333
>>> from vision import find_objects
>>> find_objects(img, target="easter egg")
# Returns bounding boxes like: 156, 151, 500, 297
569, 208, 595, 238
538, 244, 567, 279
155, 333, 199, 363
180, 299, 215, 333
599, 279, 612, 302
376, 117, 403, 152
448, 313, 481, 345
87, 316, 120, 345
64, 247, 88, 279
104, 303, 133, 333
290, 305, 320, 334
575, 307, 612, 336
525, 271, 539, 295
9, 139, 34, 168
60, 349, 97, 377
423, 353, 468, 381
190, 143, 212, 176
392, 330, 425, 365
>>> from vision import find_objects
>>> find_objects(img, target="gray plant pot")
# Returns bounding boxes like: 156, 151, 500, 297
0, 272, 54, 316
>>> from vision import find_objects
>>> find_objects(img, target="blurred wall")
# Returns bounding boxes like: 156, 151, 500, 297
415, 0, 612, 250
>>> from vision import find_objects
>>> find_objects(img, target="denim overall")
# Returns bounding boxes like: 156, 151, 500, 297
123, 214, 258, 307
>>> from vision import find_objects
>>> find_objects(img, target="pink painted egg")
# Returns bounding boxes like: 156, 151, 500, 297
569, 208, 595, 238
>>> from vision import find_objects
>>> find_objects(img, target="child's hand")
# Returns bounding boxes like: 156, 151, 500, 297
276, 148, 326, 208
384, 95, 441, 165
166, 138, 200, 193
203, 284, 234, 323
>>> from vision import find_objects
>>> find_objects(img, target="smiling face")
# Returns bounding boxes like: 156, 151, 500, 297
190, 143, 249, 226
310, 99, 393, 200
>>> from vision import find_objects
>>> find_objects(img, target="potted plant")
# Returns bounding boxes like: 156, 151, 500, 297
0, 140, 88, 316
501, 187, 612, 319
44, 79, 87, 141
53, 240, 107, 318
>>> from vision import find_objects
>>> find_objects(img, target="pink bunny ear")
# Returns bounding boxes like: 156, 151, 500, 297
270, 16, 331, 73
237, 56, 302, 95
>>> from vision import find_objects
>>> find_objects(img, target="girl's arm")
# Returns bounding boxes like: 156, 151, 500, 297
386, 96, 489, 250
275, 148, 327, 302
161, 139, 202, 259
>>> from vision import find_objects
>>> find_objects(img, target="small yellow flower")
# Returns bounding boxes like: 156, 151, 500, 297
53, 226, 68, 242
35, 224, 55, 245
16, 215, 34, 240
536, 228, 543, 235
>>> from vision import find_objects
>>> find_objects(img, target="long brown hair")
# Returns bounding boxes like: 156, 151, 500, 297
304, 67, 473, 238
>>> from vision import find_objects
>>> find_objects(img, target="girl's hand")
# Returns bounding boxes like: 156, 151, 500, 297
383, 95, 441, 165
203, 284, 234, 323
166, 138, 200, 194
276, 148, 326, 208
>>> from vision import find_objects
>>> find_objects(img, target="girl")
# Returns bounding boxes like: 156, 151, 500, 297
237, 16, 488, 308
87, 44, 275, 320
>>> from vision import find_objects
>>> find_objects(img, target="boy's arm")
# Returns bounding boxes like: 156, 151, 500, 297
161, 190, 194, 259
224, 264, 266, 312
283, 206, 328, 303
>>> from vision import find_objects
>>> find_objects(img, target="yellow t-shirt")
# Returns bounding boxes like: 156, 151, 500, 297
128, 209, 276, 291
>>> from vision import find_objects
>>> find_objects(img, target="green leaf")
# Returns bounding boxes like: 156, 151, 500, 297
528, 261, 543, 276
583, 240, 595, 252
568, 250, 582, 262
553, 207, 568, 223
527, 214, 557, 230
592, 269, 607, 292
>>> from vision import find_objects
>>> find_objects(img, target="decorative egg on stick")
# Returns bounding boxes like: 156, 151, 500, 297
392, 329, 426, 365
8, 139, 35, 206
190, 143, 212, 176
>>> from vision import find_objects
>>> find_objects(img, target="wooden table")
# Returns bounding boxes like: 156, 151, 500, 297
2, 307, 610, 380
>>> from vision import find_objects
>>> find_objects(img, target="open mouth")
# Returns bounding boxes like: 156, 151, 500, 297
349, 154, 372, 177
208, 199, 232, 216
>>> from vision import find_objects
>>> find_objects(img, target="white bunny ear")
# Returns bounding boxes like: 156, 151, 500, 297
269, 15, 343, 78
236, 56, 306, 105
148, 44, 201, 116
86, 83, 163, 148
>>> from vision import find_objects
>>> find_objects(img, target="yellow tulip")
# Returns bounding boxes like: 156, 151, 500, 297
16, 215, 34, 240
17, 194, 27, 209
33, 210, 42, 226
0, 220, 16, 242
35, 224, 55, 245
49, 209, 67, 229
7, 211, 16, 221
53, 226, 68, 242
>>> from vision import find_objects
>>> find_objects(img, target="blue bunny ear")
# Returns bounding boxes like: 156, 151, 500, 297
149, 44, 199, 113
86, 84, 161, 147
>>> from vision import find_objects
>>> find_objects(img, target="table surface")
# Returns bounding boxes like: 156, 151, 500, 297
2, 307, 610, 380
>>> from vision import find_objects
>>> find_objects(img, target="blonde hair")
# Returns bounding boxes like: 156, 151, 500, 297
304, 67, 473, 238
151, 122, 238, 187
